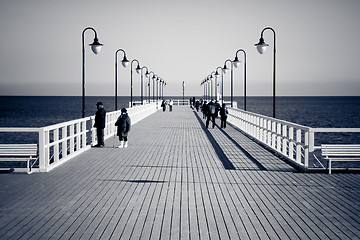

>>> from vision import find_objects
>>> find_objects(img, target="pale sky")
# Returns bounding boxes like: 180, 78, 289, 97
0, 0, 360, 97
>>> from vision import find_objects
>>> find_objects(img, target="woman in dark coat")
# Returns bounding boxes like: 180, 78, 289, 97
115, 108, 131, 148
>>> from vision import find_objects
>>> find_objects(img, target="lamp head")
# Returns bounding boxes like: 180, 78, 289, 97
215, 70, 219, 76
145, 70, 150, 78
223, 64, 229, 74
89, 37, 103, 54
255, 37, 269, 54
121, 56, 129, 67
135, 64, 141, 74
233, 56, 241, 68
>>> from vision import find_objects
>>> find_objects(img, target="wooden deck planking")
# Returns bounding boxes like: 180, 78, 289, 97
1, 106, 360, 239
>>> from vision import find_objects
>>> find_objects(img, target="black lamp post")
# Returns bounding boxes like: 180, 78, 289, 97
145, 70, 152, 103
255, 27, 276, 118
141, 66, 148, 105
182, 81, 185, 105
233, 49, 247, 111
215, 66, 223, 105
82, 27, 103, 118
130, 59, 141, 108
163, 81, 166, 99
223, 59, 233, 107
115, 49, 129, 111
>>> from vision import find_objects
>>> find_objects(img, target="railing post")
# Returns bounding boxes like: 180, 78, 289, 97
304, 130, 309, 167
296, 129, 302, 164
45, 130, 49, 168
282, 125, 287, 155
62, 126, 67, 158
91, 117, 96, 146
272, 121, 276, 149
39, 128, 46, 171
277, 123, 282, 152
82, 120, 87, 148
70, 124, 74, 154
289, 127, 294, 160
54, 128, 59, 164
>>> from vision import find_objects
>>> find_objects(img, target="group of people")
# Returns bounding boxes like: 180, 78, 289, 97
199, 99, 228, 129
93, 98, 228, 148
161, 99, 173, 112
93, 102, 131, 149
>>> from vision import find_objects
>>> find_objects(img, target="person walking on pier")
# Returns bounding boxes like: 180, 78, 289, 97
202, 101, 208, 119
161, 99, 167, 112
220, 103, 229, 128
169, 99, 173, 112
115, 108, 131, 148
94, 102, 106, 147
207, 100, 216, 128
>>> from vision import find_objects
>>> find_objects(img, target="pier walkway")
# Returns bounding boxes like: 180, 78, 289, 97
1, 106, 360, 239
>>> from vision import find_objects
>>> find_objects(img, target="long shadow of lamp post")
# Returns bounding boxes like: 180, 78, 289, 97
233, 49, 247, 111
130, 59, 141, 108
222, 59, 233, 107
255, 27, 276, 118
215, 66, 223, 105
141, 66, 149, 105
82, 27, 103, 118
115, 49, 129, 111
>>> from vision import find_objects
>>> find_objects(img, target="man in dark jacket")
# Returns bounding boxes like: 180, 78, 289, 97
94, 102, 106, 147
115, 108, 131, 148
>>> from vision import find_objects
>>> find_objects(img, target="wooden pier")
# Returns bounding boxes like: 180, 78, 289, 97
0, 106, 360, 239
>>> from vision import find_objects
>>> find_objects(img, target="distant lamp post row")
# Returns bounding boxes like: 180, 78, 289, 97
82, 27, 103, 118
201, 27, 275, 118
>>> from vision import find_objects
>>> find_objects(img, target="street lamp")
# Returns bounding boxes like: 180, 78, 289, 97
130, 59, 141, 108
141, 66, 148, 105
255, 27, 276, 118
81, 27, 103, 118
182, 81, 185, 105
210, 72, 216, 100
156, 77, 160, 100
233, 49, 247, 111
215, 66, 223, 104
145, 69, 151, 103
223, 59, 233, 107
115, 49, 129, 111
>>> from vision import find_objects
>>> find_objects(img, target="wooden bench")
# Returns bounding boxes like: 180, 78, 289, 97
321, 144, 360, 174
0, 144, 38, 174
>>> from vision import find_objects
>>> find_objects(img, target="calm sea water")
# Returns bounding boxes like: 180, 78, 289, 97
0, 96, 359, 144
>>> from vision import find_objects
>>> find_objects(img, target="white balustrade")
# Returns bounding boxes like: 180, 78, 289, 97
0, 102, 159, 173
227, 108, 360, 169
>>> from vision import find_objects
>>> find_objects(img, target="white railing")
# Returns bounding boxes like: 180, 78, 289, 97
227, 108, 360, 169
0, 102, 160, 173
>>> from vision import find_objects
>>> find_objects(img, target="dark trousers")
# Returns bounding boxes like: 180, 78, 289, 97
221, 116, 228, 128
119, 136, 128, 142
206, 114, 215, 128
97, 128, 104, 146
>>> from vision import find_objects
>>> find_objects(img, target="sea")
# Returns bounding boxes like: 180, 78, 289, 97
0, 96, 359, 145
